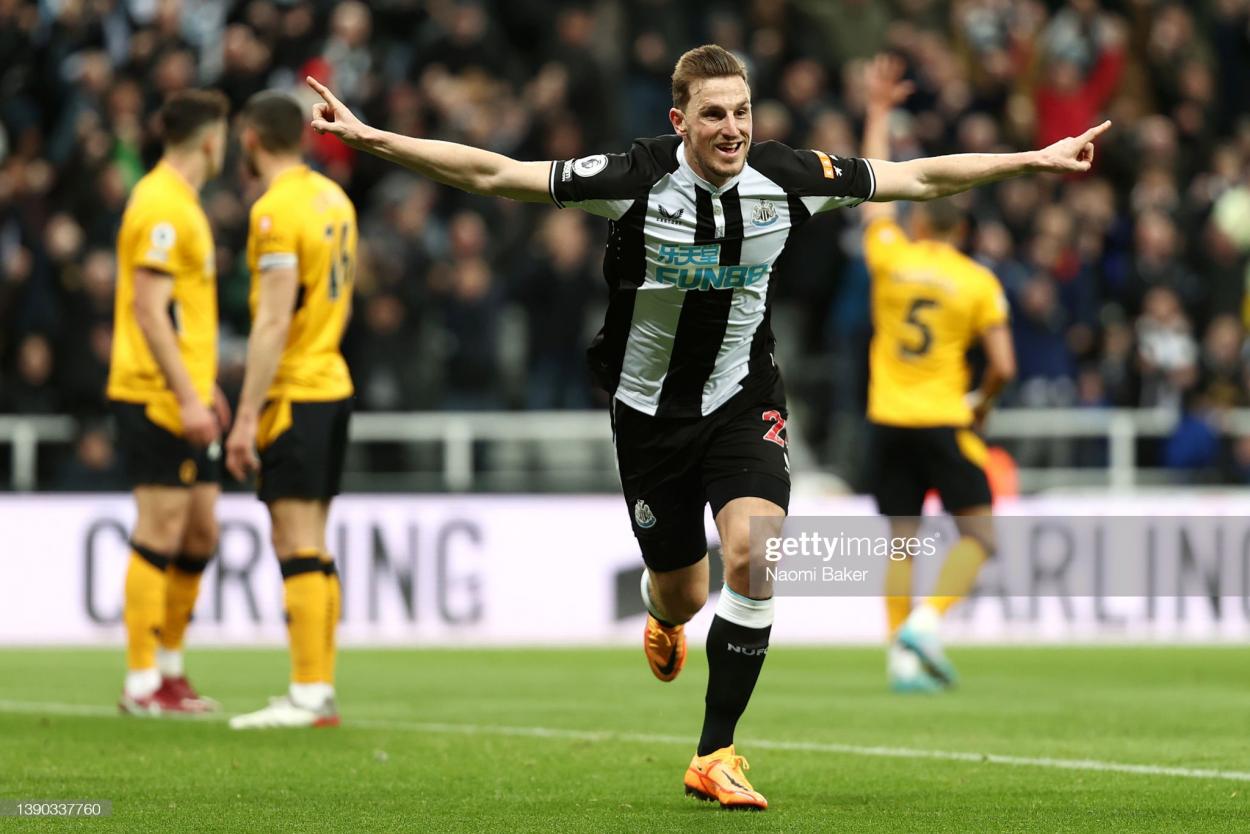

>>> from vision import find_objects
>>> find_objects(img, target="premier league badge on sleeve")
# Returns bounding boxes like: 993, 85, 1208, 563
573, 154, 608, 177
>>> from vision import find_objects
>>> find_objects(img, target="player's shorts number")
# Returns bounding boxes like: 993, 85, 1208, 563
762, 410, 787, 447
326, 222, 353, 300
901, 297, 938, 357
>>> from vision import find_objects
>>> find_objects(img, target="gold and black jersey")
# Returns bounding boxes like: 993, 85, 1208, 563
107, 161, 217, 434
246, 164, 356, 404
865, 217, 1008, 428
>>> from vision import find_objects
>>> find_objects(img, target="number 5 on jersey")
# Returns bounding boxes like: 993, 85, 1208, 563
901, 297, 938, 358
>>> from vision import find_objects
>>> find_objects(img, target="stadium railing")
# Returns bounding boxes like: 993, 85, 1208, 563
2, 407, 1241, 493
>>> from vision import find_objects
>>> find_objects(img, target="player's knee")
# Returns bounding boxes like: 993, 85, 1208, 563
954, 512, 996, 556
136, 510, 187, 553
657, 581, 707, 622
720, 536, 756, 592
182, 516, 219, 557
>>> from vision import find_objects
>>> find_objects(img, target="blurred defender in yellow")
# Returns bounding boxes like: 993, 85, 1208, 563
109, 90, 231, 716
225, 91, 356, 729
859, 56, 1017, 693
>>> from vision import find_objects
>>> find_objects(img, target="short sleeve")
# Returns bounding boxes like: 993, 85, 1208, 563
129, 210, 186, 275
862, 217, 908, 275
974, 272, 1010, 332
550, 140, 670, 220
250, 201, 299, 272
747, 141, 876, 215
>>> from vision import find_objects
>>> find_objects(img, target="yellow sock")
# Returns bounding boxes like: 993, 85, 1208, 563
124, 545, 170, 671
160, 555, 209, 652
885, 555, 913, 640
282, 552, 327, 684
926, 536, 989, 616
322, 556, 341, 685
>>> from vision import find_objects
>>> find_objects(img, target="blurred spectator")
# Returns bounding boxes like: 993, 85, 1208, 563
4, 332, 59, 413
512, 211, 595, 410
52, 422, 126, 491
1136, 287, 1198, 409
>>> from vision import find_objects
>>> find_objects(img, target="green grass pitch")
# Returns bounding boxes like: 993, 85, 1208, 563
2, 646, 1249, 832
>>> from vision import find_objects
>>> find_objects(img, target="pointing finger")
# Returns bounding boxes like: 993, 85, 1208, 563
306, 75, 342, 108
1080, 120, 1112, 143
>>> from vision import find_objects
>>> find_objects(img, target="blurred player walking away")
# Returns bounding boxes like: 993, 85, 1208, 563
306, 44, 1105, 807
226, 91, 356, 730
108, 90, 231, 716
858, 56, 1018, 693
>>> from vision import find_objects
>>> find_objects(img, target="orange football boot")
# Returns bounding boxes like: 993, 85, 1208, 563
683, 745, 768, 810
644, 614, 686, 681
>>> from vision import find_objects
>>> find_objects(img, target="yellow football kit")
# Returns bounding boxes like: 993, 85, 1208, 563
246, 165, 357, 691
246, 164, 355, 502
865, 218, 1008, 642
107, 161, 218, 435
865, 217, 1008, 429
247, 164, 355, 406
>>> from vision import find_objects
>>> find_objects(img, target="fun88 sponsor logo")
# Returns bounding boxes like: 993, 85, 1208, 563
654, 243, 768, 291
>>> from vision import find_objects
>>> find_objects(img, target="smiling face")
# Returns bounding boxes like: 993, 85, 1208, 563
670, 74, 752, 187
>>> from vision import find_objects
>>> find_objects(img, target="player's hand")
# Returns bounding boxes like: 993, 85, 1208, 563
181, 398, 219, 448
225, 419, 260, 482
212, 385, 232, 431
966, 390, 992, 435
864, 54, 913, 114
306, 76, 371, 148
971, 408, 990, 435
1033, 121, 1112, 174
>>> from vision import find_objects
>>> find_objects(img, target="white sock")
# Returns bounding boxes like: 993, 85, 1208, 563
714, 585, 774, 629
289, 682, 333, 710
125, 668, 161, 699
156, 648, 184, 678
907, 603, 941, 633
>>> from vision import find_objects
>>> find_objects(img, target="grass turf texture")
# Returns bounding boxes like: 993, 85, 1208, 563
1, 647, 1248, 833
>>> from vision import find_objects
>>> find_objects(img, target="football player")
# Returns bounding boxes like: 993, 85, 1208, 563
109, 90, 231, 715
859, 55, 1017, 691
225, 91, 356, 730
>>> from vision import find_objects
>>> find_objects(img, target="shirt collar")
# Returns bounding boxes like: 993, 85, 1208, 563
271, 164, 308, 187
677, 141, 741, 195
154, 160, 198, 200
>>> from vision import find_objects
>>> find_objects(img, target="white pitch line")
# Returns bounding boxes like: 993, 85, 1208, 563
3, 699, 1248, 784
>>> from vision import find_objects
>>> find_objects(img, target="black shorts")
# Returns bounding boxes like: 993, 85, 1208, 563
258, 397, 352, 503
612, 384, 791, 573
111, 401, 221, 489
869, 423, 992, 517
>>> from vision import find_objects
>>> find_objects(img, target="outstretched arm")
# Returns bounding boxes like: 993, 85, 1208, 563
869, 120, 1111, 202
307, 76, 552, 202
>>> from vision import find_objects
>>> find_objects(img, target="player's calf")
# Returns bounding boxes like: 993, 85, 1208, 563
640, 563, 706, 682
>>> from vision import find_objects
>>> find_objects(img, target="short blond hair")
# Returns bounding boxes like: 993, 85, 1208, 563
671, 44, 749, 110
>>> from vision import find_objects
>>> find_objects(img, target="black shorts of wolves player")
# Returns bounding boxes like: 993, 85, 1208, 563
111, 400, 221, 488
869, 423, 992, 517
612, 381, 791, 573
257, 397, 352, 504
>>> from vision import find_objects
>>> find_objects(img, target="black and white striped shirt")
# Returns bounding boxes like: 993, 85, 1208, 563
551, 135, 875, 418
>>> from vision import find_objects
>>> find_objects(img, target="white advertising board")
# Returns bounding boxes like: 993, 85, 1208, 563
1, 494, 1248, 645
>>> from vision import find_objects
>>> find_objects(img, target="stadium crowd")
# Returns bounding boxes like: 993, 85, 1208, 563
1, 0, 1249, 487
